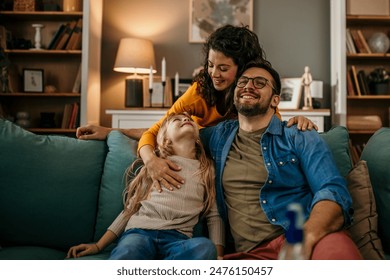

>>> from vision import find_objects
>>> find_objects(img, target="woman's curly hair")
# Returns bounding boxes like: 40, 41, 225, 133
193, 25, 270, 116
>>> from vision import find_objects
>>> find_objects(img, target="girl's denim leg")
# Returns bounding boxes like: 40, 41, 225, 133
109, 228, 156, 260
160, 230, 217, 260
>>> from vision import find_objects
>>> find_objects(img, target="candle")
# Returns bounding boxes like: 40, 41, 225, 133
149, 65, 153, 89
161, 57, 166, 82
175, 72, 179, 97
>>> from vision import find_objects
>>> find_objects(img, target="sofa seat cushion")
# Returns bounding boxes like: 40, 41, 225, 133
0, 119, 107, 252
361, 127, 390, 254
0, 246, 66, 260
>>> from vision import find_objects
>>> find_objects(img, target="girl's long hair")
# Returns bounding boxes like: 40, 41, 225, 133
123, 112, 216, 218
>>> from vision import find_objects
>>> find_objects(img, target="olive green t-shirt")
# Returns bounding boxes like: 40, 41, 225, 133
222, 128, 283, 252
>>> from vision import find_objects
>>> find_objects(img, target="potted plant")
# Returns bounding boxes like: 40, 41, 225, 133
368, 67, 389, 95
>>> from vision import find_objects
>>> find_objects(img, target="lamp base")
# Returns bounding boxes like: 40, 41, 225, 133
125, 79, 143, 107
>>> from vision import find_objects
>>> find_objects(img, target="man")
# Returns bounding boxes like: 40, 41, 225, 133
200, 62, 362, 260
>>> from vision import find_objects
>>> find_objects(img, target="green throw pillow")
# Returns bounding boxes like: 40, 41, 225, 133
320, 126, 353, 177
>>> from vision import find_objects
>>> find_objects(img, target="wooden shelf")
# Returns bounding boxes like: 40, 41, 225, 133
4, 49, 82, 55
347, 95, 390, 100
347, 53, 390, 59
0, 11, 82, 20
0, 93, 81, 97
347, 15, 390, 22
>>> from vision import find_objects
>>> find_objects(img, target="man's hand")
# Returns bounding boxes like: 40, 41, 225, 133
286, 116, 318, 131
76, 125, 113, 140
145, 156, 184, 192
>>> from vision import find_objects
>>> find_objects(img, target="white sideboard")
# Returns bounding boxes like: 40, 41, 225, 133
106, 109, 330, 132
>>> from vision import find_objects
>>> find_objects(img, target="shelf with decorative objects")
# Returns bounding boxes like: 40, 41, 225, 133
0, 1, 103, 135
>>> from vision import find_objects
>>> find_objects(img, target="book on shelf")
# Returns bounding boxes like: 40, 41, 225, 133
68, 102, 79, 129
349, 29, 370, 54
55, 20, 77, 50
61, 103, 73, 129
61, 102, 79, 129
346, 29, 357, 54
47, 23, 65, 50
72, 63, 82, 93
65, 18, 82, 50
357, 70, 370, 95
357, 30, 372, 54
350, 65, 362, 96
347, 70, 356, 96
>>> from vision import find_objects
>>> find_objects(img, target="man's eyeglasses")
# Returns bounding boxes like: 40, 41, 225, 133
236, 76, 276, 92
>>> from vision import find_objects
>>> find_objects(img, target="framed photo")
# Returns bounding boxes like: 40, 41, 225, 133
279, 78, 302, 109
171, 78, 192, 102
143, 76, 173, 108
189, 0, 253, 43
23, 69, 44, 93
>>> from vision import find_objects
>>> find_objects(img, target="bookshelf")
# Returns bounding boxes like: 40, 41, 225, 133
0, 0, 102, 135
331, 0, 390, 163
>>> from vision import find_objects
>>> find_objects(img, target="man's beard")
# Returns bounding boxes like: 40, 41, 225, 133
234, 99, 271, 117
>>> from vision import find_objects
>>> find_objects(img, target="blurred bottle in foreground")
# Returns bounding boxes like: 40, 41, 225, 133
278, 203, 306, 260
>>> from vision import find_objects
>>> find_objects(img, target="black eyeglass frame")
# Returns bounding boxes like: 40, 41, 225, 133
236, 76, 277, 92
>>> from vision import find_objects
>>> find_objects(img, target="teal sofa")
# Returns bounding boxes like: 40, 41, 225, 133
0, 118, 389, 260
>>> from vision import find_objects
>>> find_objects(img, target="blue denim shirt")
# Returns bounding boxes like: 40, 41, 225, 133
200, 115, 353, 230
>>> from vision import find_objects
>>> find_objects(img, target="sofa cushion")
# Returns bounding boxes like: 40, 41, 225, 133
361, 127, 390, 254
0, 119, 107, 252
320, 126, 353, 177
93, 131, 138, 241
346, 160, 384, 259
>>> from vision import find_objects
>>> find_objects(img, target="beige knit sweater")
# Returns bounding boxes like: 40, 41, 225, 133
108, 155, 225, 247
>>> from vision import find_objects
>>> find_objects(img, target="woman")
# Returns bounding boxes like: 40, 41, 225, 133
77, 25, 317, 190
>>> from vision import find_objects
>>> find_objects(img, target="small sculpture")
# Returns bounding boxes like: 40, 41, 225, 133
301, 66, 313, 110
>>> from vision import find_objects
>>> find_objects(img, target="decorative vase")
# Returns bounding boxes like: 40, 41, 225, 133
374, 82, 389, 95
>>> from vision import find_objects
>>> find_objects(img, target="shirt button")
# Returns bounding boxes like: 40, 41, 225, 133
262, 200, 267, 204
271, 218, 276, 222
279, 161, 283, 165
263, 147, 267, 150
292, 158, 296, 162
267, 163, 271, 166
268, 180, 273, 184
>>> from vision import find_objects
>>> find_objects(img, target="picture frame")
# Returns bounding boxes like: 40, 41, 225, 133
143, 76, 173, 108
189, 0, 253, 43
279, 78, 302, 109
23, 68, 44, 93
171, 78, 193, 102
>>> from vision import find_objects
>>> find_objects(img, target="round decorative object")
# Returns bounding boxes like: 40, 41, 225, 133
368, 32, 390, 53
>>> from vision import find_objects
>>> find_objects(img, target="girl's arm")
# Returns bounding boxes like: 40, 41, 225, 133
66, 230, 118, 258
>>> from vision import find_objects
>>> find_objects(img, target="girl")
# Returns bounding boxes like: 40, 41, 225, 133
67, 112, 224, 260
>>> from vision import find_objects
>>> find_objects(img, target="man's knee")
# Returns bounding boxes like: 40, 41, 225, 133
311, 231, 362, 260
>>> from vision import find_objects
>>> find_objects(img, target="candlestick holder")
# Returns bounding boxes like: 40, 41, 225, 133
32, 24, 44, 50
161, 81, 166, 108
149, 88, 153, 108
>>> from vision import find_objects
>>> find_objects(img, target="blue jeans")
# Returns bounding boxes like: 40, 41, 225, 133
109, 228, 217, 260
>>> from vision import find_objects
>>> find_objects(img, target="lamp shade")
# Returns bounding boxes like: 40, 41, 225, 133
113, 38, 156, 74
